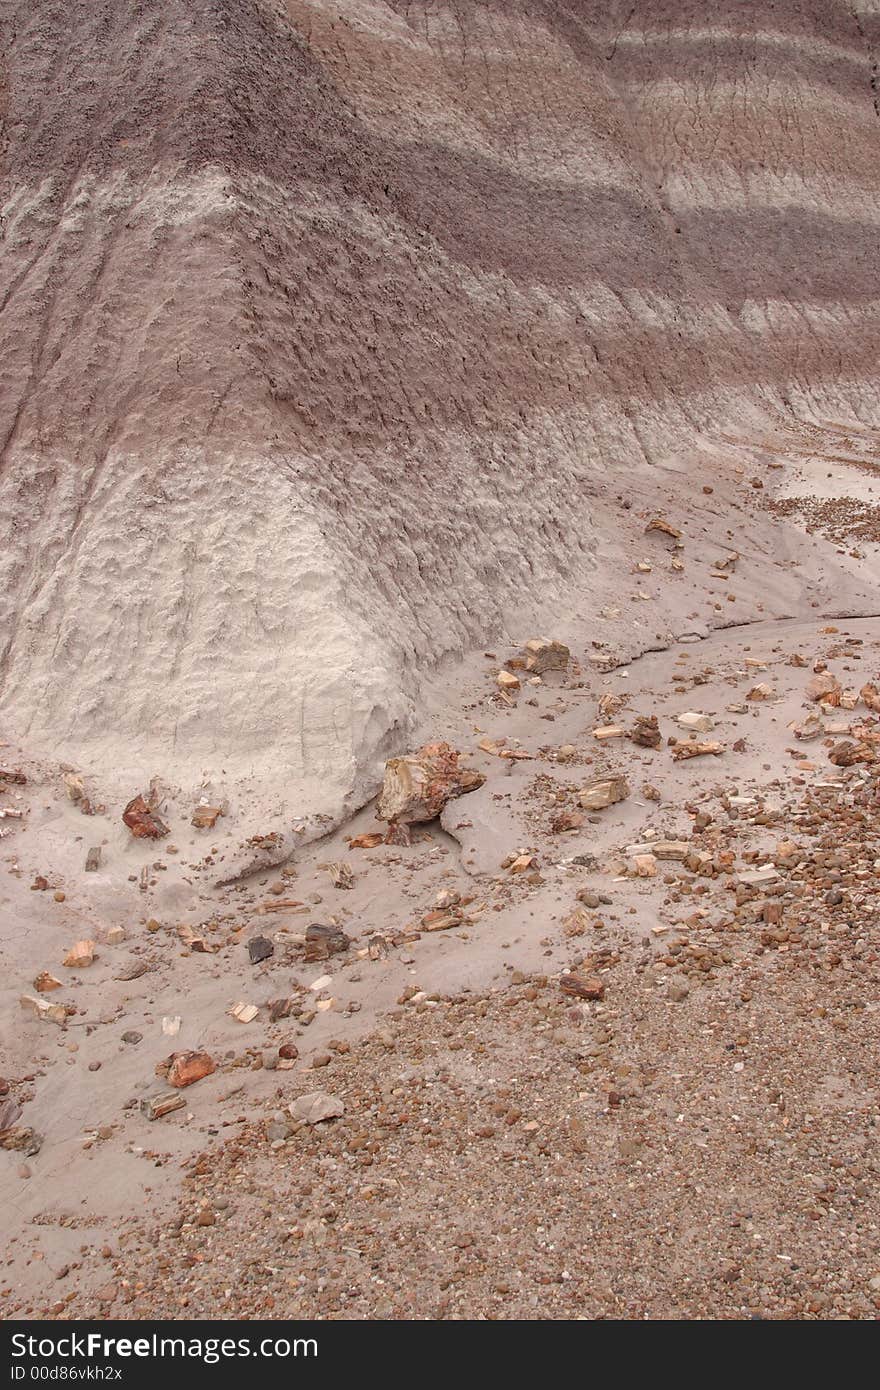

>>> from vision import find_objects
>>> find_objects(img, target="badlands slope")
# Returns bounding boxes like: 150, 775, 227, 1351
5, 1, 880, 1321
2, 0, 880, 820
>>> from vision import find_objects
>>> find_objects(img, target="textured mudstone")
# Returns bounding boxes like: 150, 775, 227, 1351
1, 0, 878, 825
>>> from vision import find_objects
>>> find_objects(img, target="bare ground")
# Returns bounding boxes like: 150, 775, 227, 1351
3, 446, 880, 1320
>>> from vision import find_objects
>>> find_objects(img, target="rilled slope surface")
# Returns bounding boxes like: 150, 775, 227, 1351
2, 0, 880, 813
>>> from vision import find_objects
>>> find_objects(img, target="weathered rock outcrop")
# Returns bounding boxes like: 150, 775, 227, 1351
2, 1, 879, 813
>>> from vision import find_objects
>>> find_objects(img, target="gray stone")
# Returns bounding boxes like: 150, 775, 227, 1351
290, 1091, 345, 1125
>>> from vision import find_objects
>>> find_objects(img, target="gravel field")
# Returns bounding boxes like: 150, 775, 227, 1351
13, 617, 879, 1320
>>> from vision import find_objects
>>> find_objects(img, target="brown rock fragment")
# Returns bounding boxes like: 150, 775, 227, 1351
377, 742, 484, 825
792, 712, 823, 740
63, 940, 95, 968
0, 1126, 42, 1155
123, 794, 168, 839
506, 851, 537, 873
806, 673, 842, 705
522, 638, 570, 674
631, 853, 658, 877
177, 924, 214, 953
828, 740, 875, 767
34, 971, 62, 992
496, 670, 521, 693
421, 907, 464, 932
304, 923, 350, 960
560, 974, 605, 1001
562, 907, 590, 937
598, 693, 627, 720
477, 737, 535, 760
140, 1092, 186, 1121
645, 517, 682, 540
384, 821, 412, 846
671, 740, 723, 761
578, 775, 629, 811
162, 1051, 216, 1088
20, 994, 67, 1025
860, 683, 880, 713
328, 861, 354, 889
629, 714, 661, 749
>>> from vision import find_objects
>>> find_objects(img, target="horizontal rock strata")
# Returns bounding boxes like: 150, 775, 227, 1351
1, 0, 879, 811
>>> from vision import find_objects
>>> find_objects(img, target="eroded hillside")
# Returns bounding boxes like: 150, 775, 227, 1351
2, 1, 880, 818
